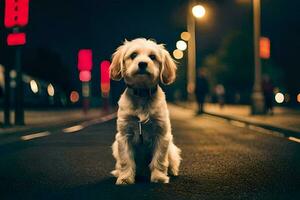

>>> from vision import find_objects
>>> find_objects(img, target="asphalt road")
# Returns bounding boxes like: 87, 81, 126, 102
0, 105, 300, 200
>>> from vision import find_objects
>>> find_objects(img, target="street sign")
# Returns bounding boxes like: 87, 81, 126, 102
78, 49, 93, 71
7, 32, 26, 46
4, 0, 29, 28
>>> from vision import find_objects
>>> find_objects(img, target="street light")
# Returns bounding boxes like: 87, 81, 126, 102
192, 5, 206, 18
251, 0, 264, 114
187, 1, 206, 100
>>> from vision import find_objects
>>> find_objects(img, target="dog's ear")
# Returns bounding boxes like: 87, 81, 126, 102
160, 48, 177, 85
110, 43, 126, 81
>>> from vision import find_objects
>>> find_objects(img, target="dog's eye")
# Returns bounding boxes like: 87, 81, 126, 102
130, 52, 138, 59
149, 54, 156, 60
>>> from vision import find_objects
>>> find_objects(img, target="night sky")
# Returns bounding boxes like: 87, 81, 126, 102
1, 0, 299, 99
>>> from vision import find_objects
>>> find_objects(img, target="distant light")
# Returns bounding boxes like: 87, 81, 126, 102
173, 49, 183, 60
4, 0, 29, 28
10, 70, 17, 79
7, 33, 26, 46
297, 93, 300, 103
70, 91, 79, 103
275, 92, 284, 103
79, 70, 91, 82
176, 40, 187, 51
260, 37, 270, 59
77, 49, 93, 71
181, 32, 191, 41
30, 80, 39, 94
192, 5, 206, 18
100, 60, 111, 96
47, 83, 55, 97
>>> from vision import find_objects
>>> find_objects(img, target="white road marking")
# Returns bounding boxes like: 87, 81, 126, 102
288, 137, 300, 143
21, 131, 50, 141
62, 125, 84, 133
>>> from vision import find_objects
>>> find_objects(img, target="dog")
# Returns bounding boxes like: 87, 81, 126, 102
110, 38, 181, 185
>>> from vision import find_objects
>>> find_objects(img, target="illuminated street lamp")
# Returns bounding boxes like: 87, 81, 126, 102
187, 1, 206, 100
192, 5, 206, 18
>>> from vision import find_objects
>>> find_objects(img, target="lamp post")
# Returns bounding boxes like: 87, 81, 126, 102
251, 0, 264, 114
187, 1, 206, 101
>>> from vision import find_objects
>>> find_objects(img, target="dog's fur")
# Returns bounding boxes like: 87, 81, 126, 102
110, 38, 181, 184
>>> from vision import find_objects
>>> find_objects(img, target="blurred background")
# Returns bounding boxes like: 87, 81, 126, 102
0, 0, 299, 124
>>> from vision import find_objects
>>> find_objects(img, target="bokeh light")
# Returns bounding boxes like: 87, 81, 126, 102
176, 40, 187, 51
173, 49, 183, 60
79, 70, 91, 82
297, 93, 300, 103
275, 92, 284, 103
181, 32, 191, 41
70, 91, 79, 103
30, 80, 38, 94
47, 83, 55, 97
192, 5, 206, 18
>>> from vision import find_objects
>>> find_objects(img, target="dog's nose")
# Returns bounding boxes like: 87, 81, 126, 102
138, 62, 148, 70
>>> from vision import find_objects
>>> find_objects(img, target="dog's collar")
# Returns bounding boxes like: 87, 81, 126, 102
126, 84, 158, 98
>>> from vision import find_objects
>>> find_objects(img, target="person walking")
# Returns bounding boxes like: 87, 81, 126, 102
195, 68, 209, 115
262, 75, 275, 115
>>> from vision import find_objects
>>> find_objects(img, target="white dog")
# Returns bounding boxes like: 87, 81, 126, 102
110, 38, 181, 185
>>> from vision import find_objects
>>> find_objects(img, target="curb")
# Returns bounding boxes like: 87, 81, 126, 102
203, 111, 300, 138
173, 103, 300, 138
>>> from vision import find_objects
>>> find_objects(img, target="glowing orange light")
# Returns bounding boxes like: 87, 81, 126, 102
7, 32, 26, 46
70, 91, 79, 103
79, 70, 91, 82
297, 93, 300, 103
260, 37, 270, 59
78, 49, 93, 71
100, 60, 111, 95
5, 0, 29, 28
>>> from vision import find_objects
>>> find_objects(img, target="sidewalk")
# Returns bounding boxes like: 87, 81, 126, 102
176, 102, 300, 136
0, 108, 115, 135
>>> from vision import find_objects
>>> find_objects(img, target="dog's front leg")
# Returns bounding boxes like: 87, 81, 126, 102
149, 135, 170, 183
115, 133, 136, 185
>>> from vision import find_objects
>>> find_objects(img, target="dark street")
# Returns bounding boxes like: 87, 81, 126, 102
1, 105, 299, 200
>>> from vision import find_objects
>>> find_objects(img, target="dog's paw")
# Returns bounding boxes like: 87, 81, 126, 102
116, 176, 135, 185
151, 170, 170, 183
111, 170, 119, 177
168, 167, 179, 176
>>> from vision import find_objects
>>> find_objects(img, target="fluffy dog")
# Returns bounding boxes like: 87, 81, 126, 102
110, 38, 181, 185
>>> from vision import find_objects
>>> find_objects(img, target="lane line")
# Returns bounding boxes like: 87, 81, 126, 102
288, 137, 300, 143
21, 131, 50, 141
62, 125, 84, 133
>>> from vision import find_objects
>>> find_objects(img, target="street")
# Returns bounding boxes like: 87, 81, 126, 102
0, 105, 300, 200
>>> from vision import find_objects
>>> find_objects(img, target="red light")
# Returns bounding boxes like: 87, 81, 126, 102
79, 70, 91, 82
260, 37, 270, 59
100, 60, 110, 94
7, 32, 26, 46
78, 49, 93, 71
5, 0, 29, 28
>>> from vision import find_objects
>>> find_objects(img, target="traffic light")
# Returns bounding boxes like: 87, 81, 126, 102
4, 0, 29, 28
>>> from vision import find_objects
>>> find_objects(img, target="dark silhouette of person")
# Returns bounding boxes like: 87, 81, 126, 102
262, 75, 274, 115
195, 68, 209, 114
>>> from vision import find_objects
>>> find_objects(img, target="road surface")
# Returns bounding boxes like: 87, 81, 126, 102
1, 105, 300, 199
